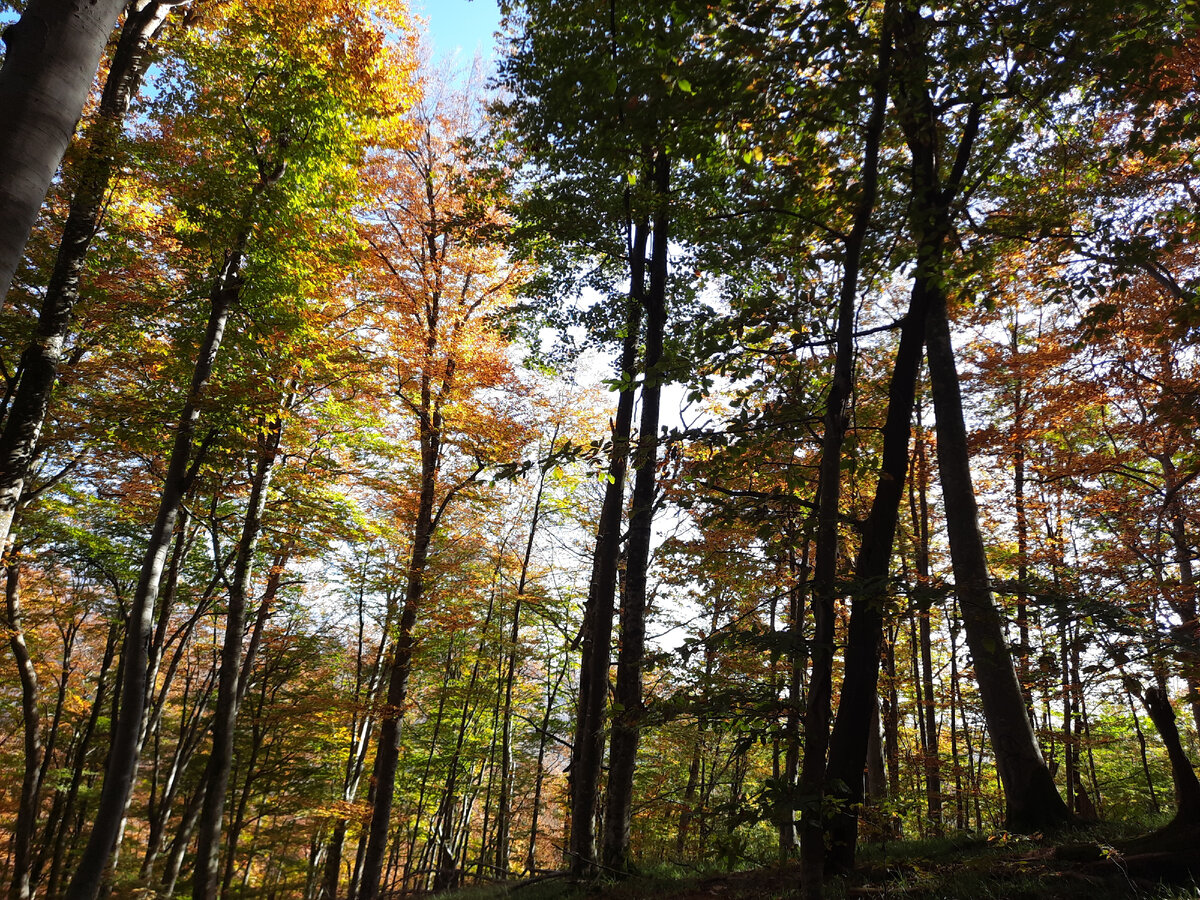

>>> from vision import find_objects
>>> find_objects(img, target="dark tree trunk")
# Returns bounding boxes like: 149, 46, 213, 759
797, 13, 892, 896
910, 412, 942, 833
568, 221, 646, 876
65, 253, 242, 900
925, 282, 1071, 832
603, 149, 669, 873
0, 0, 130, 304
1142, 688, 1200, 824
821, 246, 934, 872
193, 415, 283, 900
0, 1, 175, 551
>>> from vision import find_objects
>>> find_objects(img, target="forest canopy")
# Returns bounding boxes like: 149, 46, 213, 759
1, 1, 1199, 898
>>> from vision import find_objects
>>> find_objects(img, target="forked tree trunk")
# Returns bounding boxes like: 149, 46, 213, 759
568, 223, 646, 876
0, 0, 130, 304
602, 149, 669, 873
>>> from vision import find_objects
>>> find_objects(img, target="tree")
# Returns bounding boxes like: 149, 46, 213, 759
353, 76, 532, 900
0, 0, 179, 591
0, 0, 131, 305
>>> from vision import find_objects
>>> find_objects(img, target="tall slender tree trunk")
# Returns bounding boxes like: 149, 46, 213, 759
525, 657, 566, 874
4, 559, 40, 900
65, 252, 242, 900
357, 382, 445, 900
797, 14, 892, 896
603, 149, 669, 873
823, 0, 988, 870
924, 283, 1071, 832
909, 408, 942, 833
569, 221, 646, 876
497, 442, 553, 878
0, 1, 175, 550
193, 415, 283, 900
0, 0, 131, 304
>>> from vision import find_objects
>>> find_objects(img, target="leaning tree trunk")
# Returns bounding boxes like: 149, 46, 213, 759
924, 285, 1071, 832
0, 0, 176, 556
602, 149, 669, 874
192, 415, 283, 900
1142, 687, 1200, 824
64, 252, 242, 900
0, 0, 131, 304
568, 220, 646, 876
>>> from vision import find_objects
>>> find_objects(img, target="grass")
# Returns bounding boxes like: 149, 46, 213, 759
437, 823, 1200, 899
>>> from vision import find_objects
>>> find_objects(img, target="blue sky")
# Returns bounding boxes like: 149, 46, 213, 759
414, 0, 502, 62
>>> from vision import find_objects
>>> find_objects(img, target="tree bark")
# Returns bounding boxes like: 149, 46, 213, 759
192, 415, 283, 900
568, 225, 645, 876
0, 0, 175, 556
602, 149, 669, 873
4, 559, 40, 900
925, 284, 1071, 832
797, 13, 892, 894
0, 0, 130, 304
65, 253, 241, 900
1142, 688, 1200, 824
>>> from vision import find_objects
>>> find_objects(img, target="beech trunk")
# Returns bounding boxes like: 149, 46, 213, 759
0, 0, 130, 304
0, 0, 175, 556
64, 255, 241, 900
602, 150, 669, 872
568, 223, 646, 876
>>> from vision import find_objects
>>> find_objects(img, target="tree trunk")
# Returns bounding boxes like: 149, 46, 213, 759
193, 415, 283, 900
65, 254, 241, 900
37, 613, 119, 897
4, 559, 40, 900
356, 397, 443, 900
525, 657, 566, 874
778, 539, 810, 860
497, 442, 552, 878
568, 222, 645, 876
909, 411, 942, 834
0, 0, 175, 555
603, 149, 669, 873
1142, 687, 1200, 823
796, 13, 891, 893
0, 0, 130, 304
924, 284, 1071, 832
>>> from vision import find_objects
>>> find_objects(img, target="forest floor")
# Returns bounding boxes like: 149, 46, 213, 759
443, 826, 1200, 899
